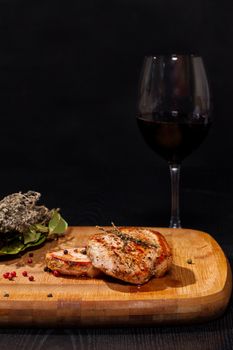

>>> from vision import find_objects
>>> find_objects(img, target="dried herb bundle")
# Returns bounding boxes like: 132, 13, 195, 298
0, 191, 52, 234
0, 191, 68, 256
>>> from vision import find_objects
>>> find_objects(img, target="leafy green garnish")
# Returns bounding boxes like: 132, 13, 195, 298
0, 233, 47, 255
0, 233, 49, 256
0, 240, 24, 255
34, 223, 49, 233
23, 227, 41, 244
24, 234, 47, 249
0, 210, 68, 256
48, 210, 68, 237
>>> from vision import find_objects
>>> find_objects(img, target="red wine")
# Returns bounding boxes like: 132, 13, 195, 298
137, 116, 211, 164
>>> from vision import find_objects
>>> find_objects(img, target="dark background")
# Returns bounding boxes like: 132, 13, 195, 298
0, 0, 233, 240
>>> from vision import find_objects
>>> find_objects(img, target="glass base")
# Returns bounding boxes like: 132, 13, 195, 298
169, 218, 181, 228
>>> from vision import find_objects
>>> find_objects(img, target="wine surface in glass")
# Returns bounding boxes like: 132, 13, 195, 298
137, 115, 211, 164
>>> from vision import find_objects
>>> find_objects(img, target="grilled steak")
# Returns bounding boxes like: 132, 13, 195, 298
87, 226, 172, 285
46, 248, 101, 278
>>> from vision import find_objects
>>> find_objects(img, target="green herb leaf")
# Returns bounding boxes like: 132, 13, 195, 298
51, 216, 68, 235
48, 211, 68, 236
34, 223, 49, 233
24, 234, 46, 249
0, 240, 24, 255
48, 211, 60, 234
23, 227, 41, 244
0, 234, 47, 256
0, 209, 68, 256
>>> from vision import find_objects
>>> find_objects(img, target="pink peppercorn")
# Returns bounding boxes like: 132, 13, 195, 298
28, 276, 34, 281
8, 273, 14, 280
3, 272, 9, 279
53, 270, 60, 277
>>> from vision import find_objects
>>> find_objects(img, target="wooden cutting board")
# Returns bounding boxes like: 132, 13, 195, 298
0, 227, 231, 326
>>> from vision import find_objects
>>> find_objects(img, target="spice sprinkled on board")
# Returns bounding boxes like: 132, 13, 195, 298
186, 258, 194, 264
3, 271, 17, 280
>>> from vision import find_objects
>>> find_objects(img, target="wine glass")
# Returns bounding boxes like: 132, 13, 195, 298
137, 54, 212, 228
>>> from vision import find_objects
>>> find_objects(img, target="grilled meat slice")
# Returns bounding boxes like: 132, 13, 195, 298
87, 227, 172, 284
46, 248, 101, 278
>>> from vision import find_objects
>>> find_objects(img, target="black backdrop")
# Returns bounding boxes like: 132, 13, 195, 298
0, 0, 233, 237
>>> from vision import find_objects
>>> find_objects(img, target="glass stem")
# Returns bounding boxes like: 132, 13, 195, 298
169, 164, 181, 228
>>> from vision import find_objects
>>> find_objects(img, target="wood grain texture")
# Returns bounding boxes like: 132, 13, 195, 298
0, 227, 231, 326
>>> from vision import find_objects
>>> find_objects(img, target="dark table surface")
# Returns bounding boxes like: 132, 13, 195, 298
0, 166, 232, 350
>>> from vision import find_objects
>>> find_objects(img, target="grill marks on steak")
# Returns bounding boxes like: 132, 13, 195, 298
87, 227, 172, 285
